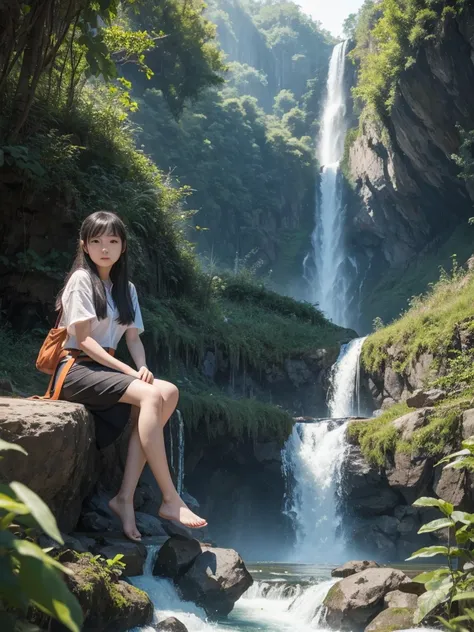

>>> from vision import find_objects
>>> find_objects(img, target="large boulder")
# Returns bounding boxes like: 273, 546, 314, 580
406, 389, 446, 408
384, 590, 418, 609
391, 408, 432, 441
94, 539, 147, 577
386, 451, 432, 504
176, 546, 253, 616
153, 535, 202, 578
323, 568, 410, 630
41, 552, 153, 631
0, 397, 98, 531
332, 561, 380, 578
156, 617, 189, 632
364, 607, 415, 632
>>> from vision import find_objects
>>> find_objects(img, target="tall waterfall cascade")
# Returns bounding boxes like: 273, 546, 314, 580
304, 39, 352, 327
282, 337, 366, 563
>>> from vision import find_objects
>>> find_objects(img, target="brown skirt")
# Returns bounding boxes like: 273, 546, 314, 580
54, 358, 138, 449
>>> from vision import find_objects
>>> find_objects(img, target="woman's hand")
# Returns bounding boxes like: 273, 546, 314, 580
137, 365, 154, 384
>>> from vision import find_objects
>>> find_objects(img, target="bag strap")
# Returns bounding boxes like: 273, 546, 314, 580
54, 307, 63, 329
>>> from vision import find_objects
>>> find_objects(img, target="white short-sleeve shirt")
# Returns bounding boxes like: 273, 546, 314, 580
59, 269, 144, 350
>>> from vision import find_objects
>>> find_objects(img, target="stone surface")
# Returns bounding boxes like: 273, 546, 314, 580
392, 408, 432, 441
384, 589, 418, 609
0, 397, 98, 532
94, 540, 147, 577
156, 617, 189, 632
153, 536, 202, 579
0, 378, 13, 394
54, 552, 152, 631
364, 607, 415, 632
462, 409, 474, 440
323, 567, 410, 630
135, 512, 168, 537
332, 560, 380, 578
177, 546, 253, 616
386, 451, 432, 504
433, 465, 468, 507
406, 389, 446, 408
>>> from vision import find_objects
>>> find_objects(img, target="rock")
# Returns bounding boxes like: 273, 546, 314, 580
254, 441, 281, 463
386, 451, 432, 504
406, 388, 446, 408
94, 541, 147, 577
394, 506, 419, 537
0, 378, 13, 394
332, 560, 380, 578
384, 589, 418, 609
323, 567, 410, 630
81, 511, 116, 532
177, 546, 253, 616
364, 607, 415, 632
284, 359, 313, 387
153, 536, 202, 578
462, 409, 474, 440
135, 512, 168, 537
161, 518, 194, 539
181, 491, 200, 510
156, 617, 189, 632
392, 408, 432, 441
47, 552, 152, 631
0, 397, 98, 532
71, 534, 96, 552
433, 464, 468, 507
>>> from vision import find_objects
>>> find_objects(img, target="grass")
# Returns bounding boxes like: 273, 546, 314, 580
362, 256, 474, 375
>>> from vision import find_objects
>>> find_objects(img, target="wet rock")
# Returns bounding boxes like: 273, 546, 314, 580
135, 512, 168, 537
284, 359, 313, 387
364, 607, 415, 632
332, 560, 380, 578
81, 511, 117, 532
161, 518, 194, 539
384, 589, 418, 609
406, 389, 446, 408
462, 409, 474, 439
153, 535, 202, 578
323, 567, 410, 630
48, 552, 152, 631
0, 398, 98, 532
94, 540, 147, 577
433, 464, 468, 507
176, 546, 253, 616
156, 617, 189, 632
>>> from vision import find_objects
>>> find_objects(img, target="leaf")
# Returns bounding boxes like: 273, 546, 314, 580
462, 438, 474, 448
437, 449, 471, 465
0, 439, 27, 455
12, 539, 73, 575
10, 482, 63, 544
406, 545, 450, 560
452, 592, 474, 602
413, 568, 450, 583
418, 517, 453, 533
452, 511, 474, 525
413, 496, 453, 516
18, 556, 83, 632
414, 584, 451, 623
0, 495, 30, 515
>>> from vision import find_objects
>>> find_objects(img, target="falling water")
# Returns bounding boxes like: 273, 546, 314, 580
306, 40, 350, 326
176, 410, 185, 496
328, 336, 368, 418
282, 336, 367, 562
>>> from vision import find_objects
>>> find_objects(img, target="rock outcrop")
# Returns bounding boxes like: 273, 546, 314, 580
156, 618, 189, 632
155, 536, 253, 617
323, 567, 410, 630
332, 560, 380, 578
0, 398, 98, 532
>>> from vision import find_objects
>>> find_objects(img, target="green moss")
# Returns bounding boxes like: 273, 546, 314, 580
323, 581, 343, 608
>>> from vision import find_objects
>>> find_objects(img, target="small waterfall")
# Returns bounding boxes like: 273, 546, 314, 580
306, 40, 350, 326
328, 336, 367, 418
176, 410, 185, 496
282, 336, 367, 563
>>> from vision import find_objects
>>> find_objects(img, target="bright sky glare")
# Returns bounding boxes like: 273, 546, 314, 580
295, 0, 365, 37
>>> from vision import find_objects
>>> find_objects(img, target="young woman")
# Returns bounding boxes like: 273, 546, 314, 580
53, 210, 207, 541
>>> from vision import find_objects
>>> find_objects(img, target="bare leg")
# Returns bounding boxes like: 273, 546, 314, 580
117, 380, 207, 529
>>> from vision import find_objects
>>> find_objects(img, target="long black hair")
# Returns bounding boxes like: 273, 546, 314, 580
57, 211, 135, 325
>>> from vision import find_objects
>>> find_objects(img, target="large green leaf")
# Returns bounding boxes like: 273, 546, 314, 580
452, 592, 474, 602
418, 517, 453, 533
414, 584, 451, 623
452, 511, 474, 525
0, 492, 30, 515
10, 482, 63, 544
18, 556, 83, 632
413, 568, 450, 583
413, 496, 453, 516
407, 545, 450, 560
0, 439, 27, 455
0, 554, 28, 610
12, 538, 73, 575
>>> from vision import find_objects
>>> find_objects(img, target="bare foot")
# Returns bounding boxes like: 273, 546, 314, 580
159, 497, 207, 529
109, 495, 142, 542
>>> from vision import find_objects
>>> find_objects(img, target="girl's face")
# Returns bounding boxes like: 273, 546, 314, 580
82, 232, 124, 270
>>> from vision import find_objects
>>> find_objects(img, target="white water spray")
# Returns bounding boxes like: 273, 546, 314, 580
307, 40, 350, 326
328, 336, 367, 418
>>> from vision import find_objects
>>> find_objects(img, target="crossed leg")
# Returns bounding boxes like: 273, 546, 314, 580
109, 379, 206, 541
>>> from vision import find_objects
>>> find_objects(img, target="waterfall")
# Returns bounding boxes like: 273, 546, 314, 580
282, 336, 366, 563
328, 336, 367, 418
306, 40, 350, 326
176, 410, 185, 496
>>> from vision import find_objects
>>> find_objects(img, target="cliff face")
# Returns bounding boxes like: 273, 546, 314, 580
346, 9, 474, 330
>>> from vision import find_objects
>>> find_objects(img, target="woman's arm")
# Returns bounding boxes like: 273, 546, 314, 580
75, 320, 139, 377
125, 328, 154, 384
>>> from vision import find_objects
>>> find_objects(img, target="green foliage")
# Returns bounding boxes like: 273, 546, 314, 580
273, 89, 297, 116
452, 126, 474, 181
433, 349, 474, 392
341, 126, 360, 182
362, 254, 472, 375
0, 440, 83, 632
408, 438, 474, 630
351, 0, 462, 119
